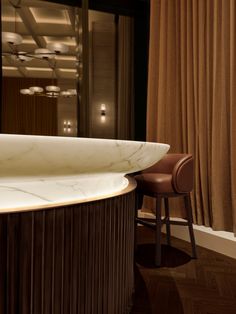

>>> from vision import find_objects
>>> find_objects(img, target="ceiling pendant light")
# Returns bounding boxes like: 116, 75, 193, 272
20, 86, 77, 98
60, 91, 72, 97
29, 86, 44, 93
2, 31, 23, 45
45, 85, 60, 92
45, 85, 60, 98
46, 42, 69, 54
20, 88, 34, 95
46, 92, 60, 98
11, 51, 33, 62
67, 89, 77, 95
34, 48, 55, 60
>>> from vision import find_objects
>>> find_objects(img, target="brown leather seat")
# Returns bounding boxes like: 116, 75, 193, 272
134, 154, 197, 267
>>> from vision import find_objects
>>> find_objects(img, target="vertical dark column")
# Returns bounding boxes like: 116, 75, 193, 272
133, 1, 150, 141
0, 2, 2, 133
75, 6, 82, 138
78, 0, 90, 137
114, 14, 119, 139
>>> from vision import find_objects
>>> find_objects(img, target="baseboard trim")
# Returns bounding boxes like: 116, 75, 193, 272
138, 211, 236, 259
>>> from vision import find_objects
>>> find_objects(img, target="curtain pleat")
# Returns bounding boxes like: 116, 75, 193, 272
147, 0, 236, 234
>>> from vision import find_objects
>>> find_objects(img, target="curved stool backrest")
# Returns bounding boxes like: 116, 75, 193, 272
134, 153, 197, 267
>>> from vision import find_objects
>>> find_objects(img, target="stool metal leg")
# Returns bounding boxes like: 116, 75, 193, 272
164, 198, 171, 246
184, 194, 197, 259
134, 192, 143, 252
155, 196, 162, 267
136, 192, 144, 210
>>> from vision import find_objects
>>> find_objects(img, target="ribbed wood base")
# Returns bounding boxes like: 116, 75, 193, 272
0, 191, 135, 314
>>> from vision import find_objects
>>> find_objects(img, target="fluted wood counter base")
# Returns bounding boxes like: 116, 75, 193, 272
0, 190, 135, 314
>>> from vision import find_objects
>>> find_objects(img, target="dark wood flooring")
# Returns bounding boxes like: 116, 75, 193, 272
131, 227, 236, 314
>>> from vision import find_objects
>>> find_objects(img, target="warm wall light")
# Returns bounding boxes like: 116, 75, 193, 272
63, 120, 72, 133
100, 104, 106, 123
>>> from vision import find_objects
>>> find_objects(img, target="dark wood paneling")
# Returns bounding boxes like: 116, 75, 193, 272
0, 191, 135, 314
1, 77, 58, 136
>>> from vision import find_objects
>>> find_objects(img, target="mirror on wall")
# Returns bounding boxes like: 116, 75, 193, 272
1, 0, 135, 139
1, 0, 80, 136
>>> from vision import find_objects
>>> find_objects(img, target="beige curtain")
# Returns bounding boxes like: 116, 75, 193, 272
147, 0, 236, 234
117, 16, 134, 140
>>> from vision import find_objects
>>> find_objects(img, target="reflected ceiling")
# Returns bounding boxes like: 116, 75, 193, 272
1, 0, 77, 79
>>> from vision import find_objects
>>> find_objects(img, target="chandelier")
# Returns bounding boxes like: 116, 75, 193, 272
2, 0, 78, 98
20, 85, 77, 98
19, 63, 77, 98
2, 33, 69, 60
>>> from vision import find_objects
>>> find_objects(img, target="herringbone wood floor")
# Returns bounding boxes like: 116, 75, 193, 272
131, 227, 236, 314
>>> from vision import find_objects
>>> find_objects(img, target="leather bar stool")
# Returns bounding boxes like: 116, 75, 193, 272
134, 154, 197, 267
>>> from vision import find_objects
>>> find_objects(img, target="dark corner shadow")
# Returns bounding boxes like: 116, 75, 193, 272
135, 243, 192, 268
131, 264, 152, 314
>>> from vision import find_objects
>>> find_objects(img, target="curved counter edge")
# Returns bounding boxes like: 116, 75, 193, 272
0, 176, 137, 214
0, 134, 170, 213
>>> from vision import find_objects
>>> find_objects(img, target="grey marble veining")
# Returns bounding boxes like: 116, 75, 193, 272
0, 134, 170, 212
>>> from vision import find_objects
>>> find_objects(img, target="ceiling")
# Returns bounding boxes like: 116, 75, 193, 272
1, 0, 147, 79
1, 0, 78, 79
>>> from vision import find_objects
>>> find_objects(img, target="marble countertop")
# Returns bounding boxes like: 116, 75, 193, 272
0, 134, 170, 213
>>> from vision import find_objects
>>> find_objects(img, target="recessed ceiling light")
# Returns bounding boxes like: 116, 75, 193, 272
44, 36, 76, 47
25, 67, 52, 72
29, 8, 71, 25
22, 37, 36, 44
59, 69, 77, 73
1, 16, 22, 22
2, 66, 17, 70
55, 55, 76, 61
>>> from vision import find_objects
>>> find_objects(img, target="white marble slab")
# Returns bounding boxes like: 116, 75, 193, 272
0, 134, 170, 212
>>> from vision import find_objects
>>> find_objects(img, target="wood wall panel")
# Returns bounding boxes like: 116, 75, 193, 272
0, 191, 135, 314
90, 21, 116, 139
1, 77, 58, 136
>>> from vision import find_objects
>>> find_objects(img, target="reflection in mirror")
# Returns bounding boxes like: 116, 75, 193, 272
1, 0, 80, 136
87, 11, 134, 140
1, 0, 135, 140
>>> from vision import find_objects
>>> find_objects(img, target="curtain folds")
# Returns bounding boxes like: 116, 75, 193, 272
147, 0, 236, 234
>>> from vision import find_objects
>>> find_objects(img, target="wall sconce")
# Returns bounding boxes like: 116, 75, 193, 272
100, 104, 106, 123
63, 120, 72, 133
